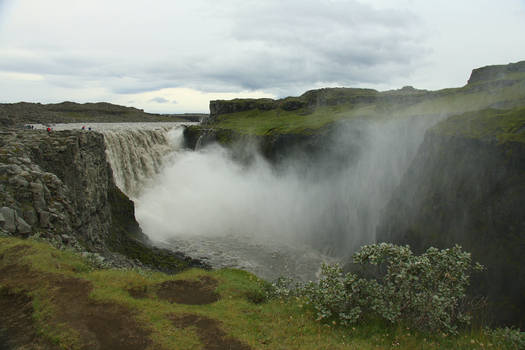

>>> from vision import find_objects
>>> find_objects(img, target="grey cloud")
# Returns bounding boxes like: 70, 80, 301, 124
149, 97, 169, 104
0, 0, 427, 97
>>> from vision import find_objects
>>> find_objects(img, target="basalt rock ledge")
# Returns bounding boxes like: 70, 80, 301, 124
0, 128, 207, 273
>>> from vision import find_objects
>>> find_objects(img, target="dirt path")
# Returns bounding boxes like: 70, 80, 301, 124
0, 287, 55, 350
156, 276, 219, 305
171, 314, 252, 350
0, 245, 151, 350
0, 243, 252, 350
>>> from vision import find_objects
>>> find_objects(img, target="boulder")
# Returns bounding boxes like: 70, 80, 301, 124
0, 207, 17, 233
16, 216, 32, 234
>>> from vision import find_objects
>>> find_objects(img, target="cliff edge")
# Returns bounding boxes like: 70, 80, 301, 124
0, 128, 206, 272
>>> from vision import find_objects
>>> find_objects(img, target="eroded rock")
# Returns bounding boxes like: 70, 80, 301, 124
0, 207, 16, 233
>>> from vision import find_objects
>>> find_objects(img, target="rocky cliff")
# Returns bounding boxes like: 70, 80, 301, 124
377, 107, 525, 327
467, 60, 525, 85
0, 128, 206, 272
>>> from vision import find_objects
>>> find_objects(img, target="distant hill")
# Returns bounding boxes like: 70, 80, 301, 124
0, 101, 207, 127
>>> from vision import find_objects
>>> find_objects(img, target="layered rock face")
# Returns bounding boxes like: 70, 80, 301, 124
183, 122, 349, 166
0, 129, 206, 272
377, 127, 525, 327
0, 130, 113, 248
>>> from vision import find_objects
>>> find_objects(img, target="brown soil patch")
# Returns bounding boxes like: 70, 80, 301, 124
170, 314, 252, 350
156, 276, 219, 305
0, 287, 56, 350
127, 285, 148, 299
0, 262, 151, 350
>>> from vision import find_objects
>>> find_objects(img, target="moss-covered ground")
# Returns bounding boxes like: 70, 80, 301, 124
0, 236, 517, 349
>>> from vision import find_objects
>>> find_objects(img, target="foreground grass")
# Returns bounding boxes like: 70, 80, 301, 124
0, 236, 519, 349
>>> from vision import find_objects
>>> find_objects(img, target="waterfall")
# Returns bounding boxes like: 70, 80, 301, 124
94, 117, 444, 281
132, 115, 446, 280
102, 126, 185, 198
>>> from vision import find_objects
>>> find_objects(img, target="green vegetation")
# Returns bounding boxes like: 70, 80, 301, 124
279, 244, 483, 334
214, 104, 356, 135
208, 70, 525, 136
432, 107, 525, 143
1, 236, 522, 349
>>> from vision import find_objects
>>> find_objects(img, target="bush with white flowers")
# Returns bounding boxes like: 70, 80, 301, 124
293, 243, 483, 333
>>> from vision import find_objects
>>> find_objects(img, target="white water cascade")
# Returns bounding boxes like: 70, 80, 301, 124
102, 125, 186, 199
94, 115, 444, 282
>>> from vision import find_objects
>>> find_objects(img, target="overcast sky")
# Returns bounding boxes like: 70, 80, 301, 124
0, 0, 524, 113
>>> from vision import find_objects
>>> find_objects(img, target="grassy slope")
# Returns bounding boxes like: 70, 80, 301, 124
211, 73, 525, 136
0, 236, 512, 350
432, 107, 525, 144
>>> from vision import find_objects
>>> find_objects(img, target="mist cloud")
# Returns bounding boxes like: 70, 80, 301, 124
136, 115, 445, 257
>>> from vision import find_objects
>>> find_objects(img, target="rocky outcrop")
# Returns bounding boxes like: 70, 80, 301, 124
183, 122, 356, 167
0, 129, 207, 272
0, 131, 85, 245
208, 98, 278, 120
206, 88, 380, 124
467, 60, 525, 84
376, 118, 525, 327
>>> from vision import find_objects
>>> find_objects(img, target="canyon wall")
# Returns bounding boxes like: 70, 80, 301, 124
376, 110, 525, 327
0, 129, 205, 272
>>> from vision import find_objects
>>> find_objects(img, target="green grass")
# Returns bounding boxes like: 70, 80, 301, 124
433, 107, 525, 143
0, 236, 520, 349
214, 104, 357, 135
210, 78, 525, 136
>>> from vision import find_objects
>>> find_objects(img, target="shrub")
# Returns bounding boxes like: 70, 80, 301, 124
486, 327, 525, 349
290, 243, 483, 333
353, 243, 483, 333
300, 264, 371, 326
265, 276, 296, 300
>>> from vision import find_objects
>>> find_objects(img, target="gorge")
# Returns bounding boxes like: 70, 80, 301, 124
1, 61, 524, 333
